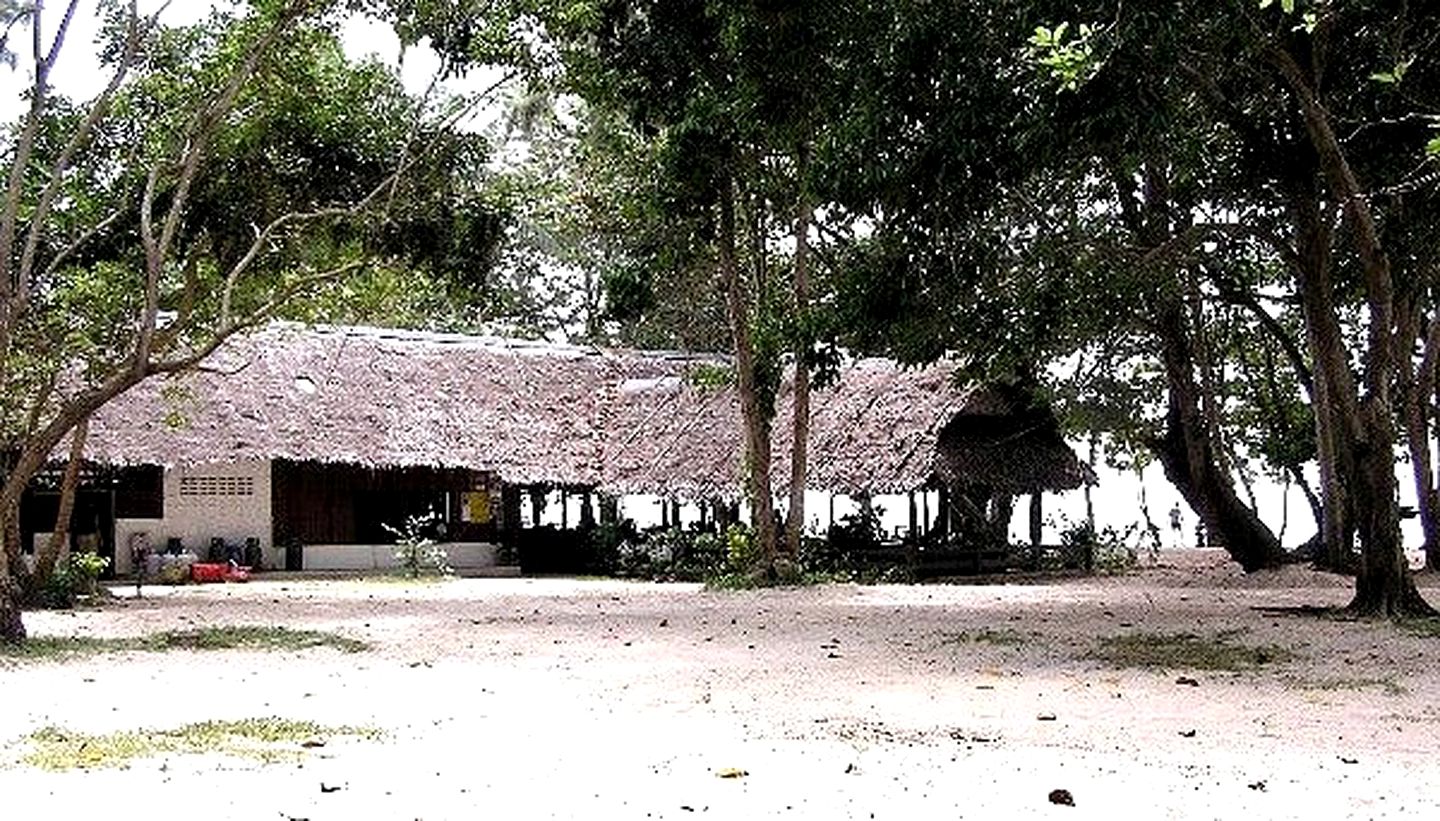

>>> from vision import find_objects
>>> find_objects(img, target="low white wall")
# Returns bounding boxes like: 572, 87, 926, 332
302, 542, 500, 571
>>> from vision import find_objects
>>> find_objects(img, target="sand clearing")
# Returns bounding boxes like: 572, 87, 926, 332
2, 549, 1438, 819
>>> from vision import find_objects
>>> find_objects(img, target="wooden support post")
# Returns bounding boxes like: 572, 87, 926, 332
598, 493, 618, 525
1029, 492, 1043, 570
907, 492, 918, 541
580, 491, 596, 529
922, 491, 930, 536
560, 489, 569, 530
501, 485, 522, 532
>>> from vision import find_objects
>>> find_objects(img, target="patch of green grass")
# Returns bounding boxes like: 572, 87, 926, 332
703, 572, 763, 591
1291, 676, 1407, 696
940, 628, 1030, 647
1, 626, 368, 661
1091, 631, 1294, 671
1398, 618, 1440, 639
346, 571, 452, 585
21, 717, 380, 771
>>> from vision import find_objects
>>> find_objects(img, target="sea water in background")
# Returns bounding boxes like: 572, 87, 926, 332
594, 449, 1427, 568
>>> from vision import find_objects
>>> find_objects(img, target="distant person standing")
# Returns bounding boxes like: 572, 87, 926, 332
1169, 503, 1183, 549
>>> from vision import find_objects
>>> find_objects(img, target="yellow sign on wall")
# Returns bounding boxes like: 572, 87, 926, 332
462, 491, 492, 524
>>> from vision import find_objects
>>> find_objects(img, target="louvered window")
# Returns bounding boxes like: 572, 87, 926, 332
179, 475, 255, 498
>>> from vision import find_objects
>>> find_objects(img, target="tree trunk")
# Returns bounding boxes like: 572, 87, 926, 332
0, 575, 23, 643
1, 500, 29, 598
1349, 401, 1432, 614
782, 146, 813, 562
1397, 310, 1440, 568
1084, 436, 1098, 533
1289, 195, 1357, 572
718, 176, 779, 569
1271, 47, 1432, 615
1029, 493, 1043, 548
0, 456, 24, 639
30, 417, 89, 596
1151, 297, 1287, 571
0, 515, 23, 643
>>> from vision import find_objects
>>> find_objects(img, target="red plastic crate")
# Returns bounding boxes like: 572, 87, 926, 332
191, 563, 228, 583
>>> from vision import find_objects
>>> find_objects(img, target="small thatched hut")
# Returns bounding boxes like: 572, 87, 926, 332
21, 323, 1089, 574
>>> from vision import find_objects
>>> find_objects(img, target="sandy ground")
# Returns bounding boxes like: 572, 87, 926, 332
3, 548, 1440, 820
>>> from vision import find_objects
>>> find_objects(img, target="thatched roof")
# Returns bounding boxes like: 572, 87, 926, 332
83, 324, 1089, 497
932, 390, 1095, 494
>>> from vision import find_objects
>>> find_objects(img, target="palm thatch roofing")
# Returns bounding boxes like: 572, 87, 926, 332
81, 323, 1089, 498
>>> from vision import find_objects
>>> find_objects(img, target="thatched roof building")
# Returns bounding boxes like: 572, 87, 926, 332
83, 323, 1088, 498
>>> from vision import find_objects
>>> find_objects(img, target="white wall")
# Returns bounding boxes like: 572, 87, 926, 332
112, 460, 273, 575
112, 519, 164, 576
302, 542, 500, 571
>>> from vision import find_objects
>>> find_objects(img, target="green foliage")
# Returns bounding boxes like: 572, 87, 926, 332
686, 362, 735, 390
49, 551, 109, 603
723, 523, 760, 574
1, 3, 516, 454
1026, 21, 1102, 92
608, 523, 769, 583
1370, 56, 1415, 86
612, 527, 728, 582
383, 511, 452, 579
1055, 519, 1140, 573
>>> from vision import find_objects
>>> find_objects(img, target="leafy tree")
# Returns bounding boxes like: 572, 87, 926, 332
0, 0, 512, 641
829, 0, 1439, 614
491, 0, 866, 574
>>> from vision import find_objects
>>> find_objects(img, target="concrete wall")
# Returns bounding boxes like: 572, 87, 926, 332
112, 460, 273, 575
301, 542, 500, 571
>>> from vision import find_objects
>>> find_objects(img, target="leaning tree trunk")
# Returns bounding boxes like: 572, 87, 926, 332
1151, 298, 1287, 571
718, 176, 779, 569
1284, 463, 1324, 536
29, 417, 88, 597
